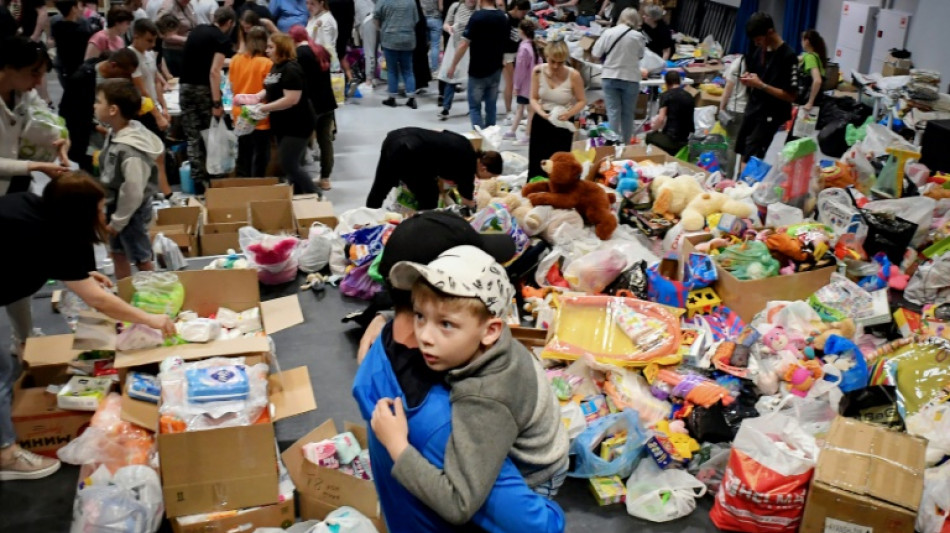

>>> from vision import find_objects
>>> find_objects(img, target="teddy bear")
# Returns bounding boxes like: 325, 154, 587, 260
521, 152, 618, 240
476, 178, 536, 228
679, 191, 755, 232
651, 174, 704, 221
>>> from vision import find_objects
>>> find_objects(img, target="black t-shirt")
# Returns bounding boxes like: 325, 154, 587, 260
264, 60, 315, 138
296, 45, 338, 116
394, 127, 478, 200
609, 0, 639, 26
0, 3, 17, 36
504, 13, 520, 54
52, 19, 91, 79
180, 24, 232, 86
463, 8, 508, 79
0, 193, 96, 307
382, 320, 443, 409
18, 0, 45, 36
643, 20, 673, 57
659, 86, 695, 143
744, 42, 799, 122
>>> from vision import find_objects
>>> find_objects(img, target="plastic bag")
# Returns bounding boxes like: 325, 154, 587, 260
335, 207, 396, 236
299, 222, 335, 273
906, 402, 950, 466
562, 247, 626, 293
152, 233, 186, 271
340, 262, 382, 300
501, 151, 528, 176
864, 196, 935, 247
57, 394, 157, 471
473, 125, 503, 152
709, 410, 819, 533
71, 485, 152, 533
176, 318, 221, 343
693, 106, 718, 135
233, 103, 267, 136
205, 117, 237, 175
568, 409, 648, 479
312, 506, 380, 533
470, 202, 529, 256
816, 188, 867, 241
159, 357, 269, 432
18, 92, 68, 162
885, 340, 950, 419
641, 48, 665, 74
239, 227, 301, 285
688, 443, 731, 493
752, 138, 819, 214
626, 459, 707, 522
917, 462, 950, 533
116, 323, 165, 351
715, 241, 779, 280
822, 334, 869, 393
905, 254, 950, 307
131, 272, 185, 316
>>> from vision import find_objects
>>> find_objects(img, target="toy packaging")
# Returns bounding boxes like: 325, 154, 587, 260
589, 475, 627, 505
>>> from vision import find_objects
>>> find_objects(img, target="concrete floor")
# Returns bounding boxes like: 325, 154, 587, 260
0, 75, 724, 532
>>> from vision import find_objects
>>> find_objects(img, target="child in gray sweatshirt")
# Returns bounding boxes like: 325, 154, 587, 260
371, 244, 569, 525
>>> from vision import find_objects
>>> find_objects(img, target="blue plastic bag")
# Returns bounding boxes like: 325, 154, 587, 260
568, 409, 649, 479
822, 334, 869, 393
739, 157, 771, 185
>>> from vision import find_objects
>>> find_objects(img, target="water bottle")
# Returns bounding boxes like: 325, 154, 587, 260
221, 76, 233, 110
180, 161, 194, 195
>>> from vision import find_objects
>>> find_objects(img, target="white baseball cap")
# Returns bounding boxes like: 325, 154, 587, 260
389, 245, 514, 317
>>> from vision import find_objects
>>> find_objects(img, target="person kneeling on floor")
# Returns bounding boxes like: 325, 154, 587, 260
645, 70, 695, 155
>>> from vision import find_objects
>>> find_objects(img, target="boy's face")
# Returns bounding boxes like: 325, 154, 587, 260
133, 32, 156, 51
93, 91, 115, 124
412, 296, 502, 372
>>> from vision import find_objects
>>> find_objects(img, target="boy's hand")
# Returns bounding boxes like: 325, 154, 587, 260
371, 397, 409, 460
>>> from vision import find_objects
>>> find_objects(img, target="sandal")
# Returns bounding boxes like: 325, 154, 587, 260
319, 178, 332, 190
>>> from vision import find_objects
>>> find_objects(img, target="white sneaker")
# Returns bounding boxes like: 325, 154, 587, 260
503, 114, 514, 126
0, 446, 61, 481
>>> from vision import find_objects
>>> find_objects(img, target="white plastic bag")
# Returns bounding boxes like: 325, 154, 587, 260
474, 125, 503, 152
152, 232, 186, 271
205, 117, 237, 175
176, 318, 222, 343
917, 462, 950, 533
299, 222, 335, 273
694, 106, 718, 134
501, 151, 528, 176
71, 466, 163, 533
312, 507, 379, 533
626, 459, 707, 522
864, 196, 936, 246
641, 48, 665, 74
335, 207, 395, 236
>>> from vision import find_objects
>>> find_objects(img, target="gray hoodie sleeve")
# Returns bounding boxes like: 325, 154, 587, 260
391, 394, 520, 525
108, 157, 151, 233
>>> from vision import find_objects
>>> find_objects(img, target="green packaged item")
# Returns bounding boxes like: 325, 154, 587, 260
845, 116, 874, 146
130, 271, 185, 316
885, 339, 950, 419
780, 137, 818, 161
714, 241, 779, 280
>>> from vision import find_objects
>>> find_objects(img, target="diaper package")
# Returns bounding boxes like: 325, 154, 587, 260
127, 372, 161, 404
185, 365, 250, 403
57, 376, 114, 411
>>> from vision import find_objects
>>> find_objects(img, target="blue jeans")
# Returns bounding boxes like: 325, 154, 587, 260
425, 16, 442, 73
602, 78, 641, 144
383, 48, 416, 97
0, 330, 21, 448
576, 14, 595, 27
442, 82, 457, 111
468, 69, 502, 128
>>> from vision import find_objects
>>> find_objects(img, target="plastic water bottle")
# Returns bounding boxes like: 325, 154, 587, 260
180, 162, 194, 195
221, 76, 233, 110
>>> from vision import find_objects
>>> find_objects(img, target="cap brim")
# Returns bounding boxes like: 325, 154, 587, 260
388, 262, 428, 292
479, 233, 517, 265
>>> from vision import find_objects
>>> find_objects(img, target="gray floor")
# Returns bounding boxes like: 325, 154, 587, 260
0, 76, 723, 532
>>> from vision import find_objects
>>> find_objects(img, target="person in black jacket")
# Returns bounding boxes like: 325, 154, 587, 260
60, 48, 139, 172
290, 24, 338, 191
366, 127, 502, 210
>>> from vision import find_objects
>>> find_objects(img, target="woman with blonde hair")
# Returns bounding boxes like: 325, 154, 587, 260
528, 39, 585, 178
592, 7, 644, 144
230, 26, 273, 177
259, 33, 317, 194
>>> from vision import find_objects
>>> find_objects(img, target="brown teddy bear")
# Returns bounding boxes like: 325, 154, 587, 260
521, 152, 618, 240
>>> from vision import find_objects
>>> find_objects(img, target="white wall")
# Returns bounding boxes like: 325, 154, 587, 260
905, 0, 950, 84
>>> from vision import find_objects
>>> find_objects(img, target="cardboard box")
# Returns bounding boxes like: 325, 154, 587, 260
201, 185, 293, 255
22, 334, 86, 388
578, 35, 598, 61
800, 417, 927, 533
292, 195, 338, 239
681, 234, 834, 322
150, 206, 202, 257
11, 385, 92, 457
577, 143, 708, 182
283, 420, 386, 532
210, 178, 281, 188
73, 269, 304, 367
171, 496, 296, 533
882, 54, 912, 77
249, 199, 296, 235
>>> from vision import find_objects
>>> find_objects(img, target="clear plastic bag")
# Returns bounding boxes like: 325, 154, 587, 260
562, 247, 626, 293
131, 272, 185, 316
205, 117, 237, 175
905, 254, 950, 307
626, 459, 707, 522
917, 462, 950, 533
715, 241, 779, 280
57, 393, 157, 471
299, 222, 336, 273
239, 227, 301, 285
312, 507, 380, 533
752, 137, 820, 214
71, 485, 152, 533
18, 91, 68, 162
152, 233, 186, 271
116, 323, 165, 351
568, 409, 648, 479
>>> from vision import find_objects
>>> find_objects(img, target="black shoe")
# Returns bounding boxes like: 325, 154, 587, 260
406, 98, 418, 109
382, 97, 397, 107
438, 109, 449, 121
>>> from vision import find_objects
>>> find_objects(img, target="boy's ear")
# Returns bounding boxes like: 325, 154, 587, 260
480, 317, 504, 347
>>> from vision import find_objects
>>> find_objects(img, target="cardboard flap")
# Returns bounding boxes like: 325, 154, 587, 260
269, 366, 316, 420
249, 199, 296, 233
117, 269, 261, 315
113, 336, 271, 368
206, 184, 292, 210
261, 295, 304, 334
23, 334, 85, 367
211, 178, 280, 188
120, 392, 159, 432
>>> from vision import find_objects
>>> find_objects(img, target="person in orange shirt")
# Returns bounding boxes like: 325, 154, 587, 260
229, 26, 273, 177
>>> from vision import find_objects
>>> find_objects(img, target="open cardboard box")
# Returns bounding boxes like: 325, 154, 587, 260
680, 234, 835, 323
14, 335, 99, 457
210, 178, 281, 188
150, 206, 202, 257
171, 495, 296, 533
72, 269, 304, 367
249, 199, 296, 235
282, 420, 386, 532
201, 184, 293, 255
292, 194, 338, 239
800, 417, 926, 533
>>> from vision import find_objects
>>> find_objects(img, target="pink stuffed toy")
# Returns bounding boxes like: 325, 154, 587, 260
247, 236, 299, 285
